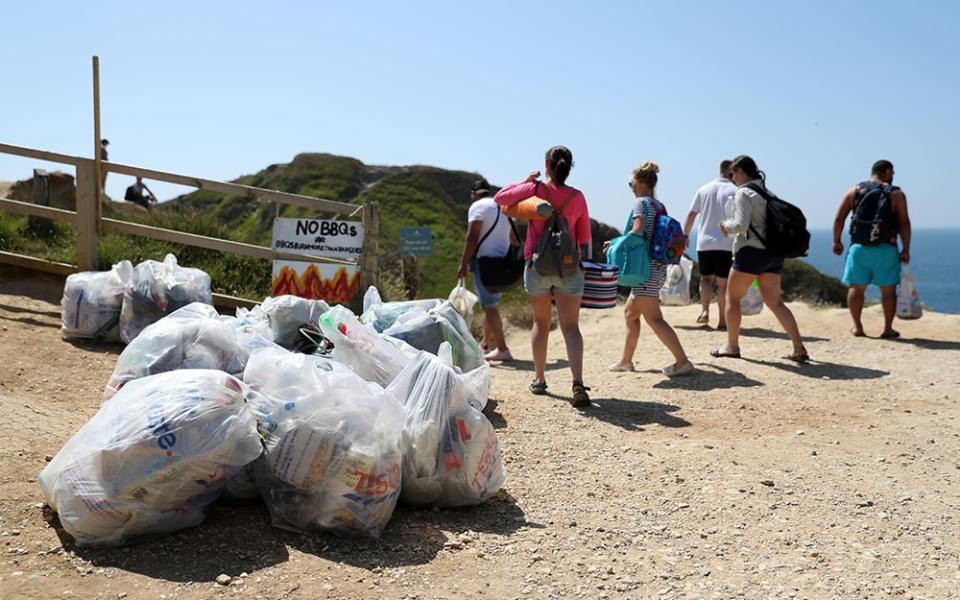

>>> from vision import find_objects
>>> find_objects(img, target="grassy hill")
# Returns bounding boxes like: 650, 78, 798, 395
0, 153, 846, 306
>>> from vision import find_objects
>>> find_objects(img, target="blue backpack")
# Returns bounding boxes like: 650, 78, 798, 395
649, 203, 686, 265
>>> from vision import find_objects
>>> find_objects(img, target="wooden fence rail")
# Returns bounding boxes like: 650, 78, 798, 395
0, 142, 380, 308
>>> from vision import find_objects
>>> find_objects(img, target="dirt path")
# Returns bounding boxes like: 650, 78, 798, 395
1, 282, 959, 599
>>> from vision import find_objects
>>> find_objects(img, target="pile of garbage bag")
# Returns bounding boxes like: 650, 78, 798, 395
46, 282, 504, 546
388, 344, 505, 507
38, 370, 263, 547
61, 260, 131, 342
244, 348, 404, 537
119, 254, 213, 344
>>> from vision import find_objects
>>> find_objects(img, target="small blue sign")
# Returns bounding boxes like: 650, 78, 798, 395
400, 227, 432, 257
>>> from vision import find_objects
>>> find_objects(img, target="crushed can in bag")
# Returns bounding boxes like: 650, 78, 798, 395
38, 369, 263, 547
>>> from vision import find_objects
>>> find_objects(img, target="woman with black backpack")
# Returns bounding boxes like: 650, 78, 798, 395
494, 146, 593, 407
713, 155, 809, 362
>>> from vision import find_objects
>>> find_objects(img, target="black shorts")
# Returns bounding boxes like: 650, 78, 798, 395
697, 250, 732, 277
732, 246, 784, 275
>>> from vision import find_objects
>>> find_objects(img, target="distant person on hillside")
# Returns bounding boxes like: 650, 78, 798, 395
99, 139, 109, 194
832, 159, 911, 338
683, 159, 736, 330
494, 146, 593, 407
714, 155, 808, 362
124, 176, 157, 209
457, 178, 515, 362
607, 161, 693, 377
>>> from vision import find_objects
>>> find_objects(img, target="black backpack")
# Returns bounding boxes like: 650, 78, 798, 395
850, 181, 897, 246
744, 182, 810, 258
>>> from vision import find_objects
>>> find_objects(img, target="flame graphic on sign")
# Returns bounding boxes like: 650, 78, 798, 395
271, 265, 361, 304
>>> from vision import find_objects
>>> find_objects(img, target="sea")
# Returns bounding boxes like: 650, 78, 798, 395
688, 229, 960, 314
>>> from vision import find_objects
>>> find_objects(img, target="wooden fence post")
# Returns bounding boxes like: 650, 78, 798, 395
361, 201, 380, 292
75, 158, 99, 270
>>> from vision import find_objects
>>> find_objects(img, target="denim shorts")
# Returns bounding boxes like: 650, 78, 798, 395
732, 246, 784, 275
471, 259, 502, 308
523, 260, 585, 297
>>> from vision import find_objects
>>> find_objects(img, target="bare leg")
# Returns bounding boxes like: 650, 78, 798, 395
634, 296, 688, 367
528, 294, 553, 383
757, 273, 805, 356
879, 285, 898, 337
616, 295, 642, 367
483, 306, 509, 352
847, 285, 866, 336
554, 293, 585, 383
716, 277, 728, 329
698, 275, 713, 322
724, 269, 755, 353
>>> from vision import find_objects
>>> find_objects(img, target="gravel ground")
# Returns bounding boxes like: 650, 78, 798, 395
1, 273, 959, 600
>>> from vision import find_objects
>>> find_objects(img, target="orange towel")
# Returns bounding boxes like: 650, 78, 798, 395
502, 197, 553, 220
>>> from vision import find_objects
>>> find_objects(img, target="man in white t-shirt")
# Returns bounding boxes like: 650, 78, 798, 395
457, 179, 514, 361
683, 160, 736, 330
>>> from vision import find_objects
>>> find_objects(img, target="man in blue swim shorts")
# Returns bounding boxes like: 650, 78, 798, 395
832, 160, 912, 338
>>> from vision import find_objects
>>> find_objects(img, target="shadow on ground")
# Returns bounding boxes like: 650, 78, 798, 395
738, 327, 830, 343
653, 363, 763, 391
572, 397, 691, 431
483, 398, 508, 429
891, 337, 960, 352
44, 490, 535, 582
491, 358, 569, 373
741, 357, 888, 380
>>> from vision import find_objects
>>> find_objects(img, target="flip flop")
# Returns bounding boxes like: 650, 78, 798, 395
696, 314, 709, 324
851, 328, 866, 337
784, 352, 810, 363
529, 379, 548, 395
880, 330, 901, 339
710, 348, 741, 359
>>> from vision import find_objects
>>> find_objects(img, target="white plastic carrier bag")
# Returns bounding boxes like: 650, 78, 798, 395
447, 278, 478, 317
61, 260, 132, 342
896, 264, 922, 320
659, 256, 693, 306
741, 280, 764, 316
38, 369, 263, 547
243, 347, 405, 537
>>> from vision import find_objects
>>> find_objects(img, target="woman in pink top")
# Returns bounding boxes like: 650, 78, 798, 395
494, 146, 593, 407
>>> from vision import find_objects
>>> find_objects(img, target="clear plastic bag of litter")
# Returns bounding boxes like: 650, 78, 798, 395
103, 303, 273, 402
316, 305, 412, 387
38, 369, 263, 547
61, 260, 132, 342
237, 295, 330, 351
243, 347, 405, 537
659, 256, 693, 306
740, 280, 764, 316
360, 286, 442, 333
119, 254, 213, 344
387, 344, 505, 507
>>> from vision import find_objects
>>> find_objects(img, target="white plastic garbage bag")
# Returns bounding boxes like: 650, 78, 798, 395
243, 348, 405, 537
61, 260, 132, 342
741, 280, 764, 316
388, 344, 505, 507
659, 256, 693, 306
38, 370, 263, 547
896, 264, 922, 320
119, 254, 213, 344
316, 305, 412, 387
238, 295, 330, 350
448, 279, 478, 317
103, 303, 260, 401
360, 286, 442, 332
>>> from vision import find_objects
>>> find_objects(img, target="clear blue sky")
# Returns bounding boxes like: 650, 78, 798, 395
2, 1, 958, 229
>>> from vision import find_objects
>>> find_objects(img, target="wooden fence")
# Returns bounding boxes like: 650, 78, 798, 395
0, 141, 379, 308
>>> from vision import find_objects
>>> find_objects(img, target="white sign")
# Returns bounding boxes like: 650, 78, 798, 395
271, 218, 364, 303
